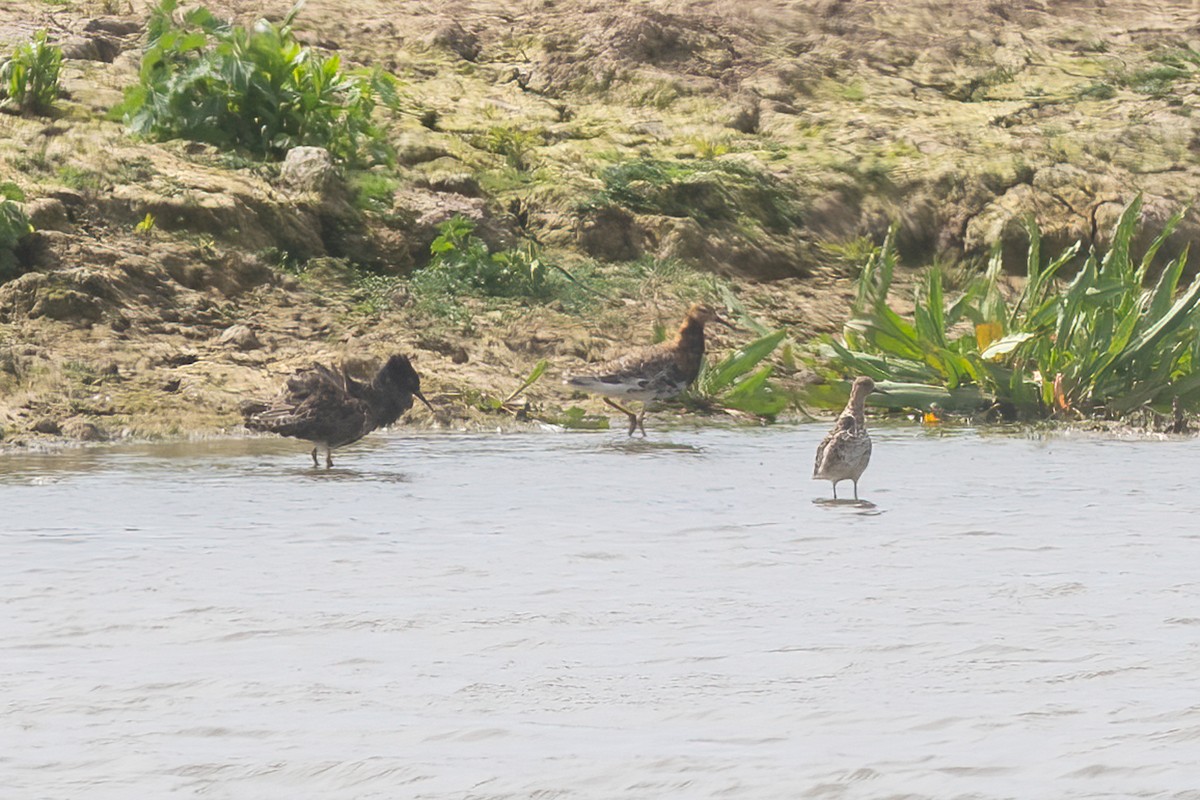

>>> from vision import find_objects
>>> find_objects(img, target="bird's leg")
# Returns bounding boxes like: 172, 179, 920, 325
634, 408, 647, 438
325, 446, 334, 469
603, 398, 642, 437
832, 481, 838, 500
310, 447, 319, 468
852, 480, 859, 501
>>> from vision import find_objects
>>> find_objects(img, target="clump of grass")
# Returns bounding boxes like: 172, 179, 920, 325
688, 134, 731, 159
583, 156, 801, 233
348, 171, 398, 212
120, 0, 400, 165
347, 271, 403, 316
474, 126, 540, 171
0, 30, 63, 115
1124, 65, 1189, 97
1076, 81, 1117, 100
839, 82, 865, 102
57, 165, 104, 191
1, 199, 33, 282
814, 197, 1200, 420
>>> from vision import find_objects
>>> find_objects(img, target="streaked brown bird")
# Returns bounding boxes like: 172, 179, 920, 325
813, 375, 879, 500
243, 354, 433, 468
565, 303, 734, 435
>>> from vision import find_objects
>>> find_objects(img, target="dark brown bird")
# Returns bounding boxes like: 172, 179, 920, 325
243, 354, 433, 468
565, 303, 734, 435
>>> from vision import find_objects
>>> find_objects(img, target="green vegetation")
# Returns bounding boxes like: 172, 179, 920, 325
135, 212, 157, 235
948, 66, 1015, 102
414, 216, 551, 300
348, 171, 399, 212
1076, 81, 1117, 101
688, 329, 790, 419
1, 199, 33, 281
469, 359, 548, 415
815, 197, 1200, 419
0, 30, 63, 115
121, 0, 400, 164
1103, 50, 1198, 98
474, 126, 540, 171
583, 156, 802, 233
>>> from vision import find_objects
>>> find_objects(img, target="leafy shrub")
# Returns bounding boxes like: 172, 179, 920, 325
0, 30, 63, 115
1, 199, 33, 282
583, 157, 801, 233
121, 0, 399, 164
816, 197, 1200, 419
412, 216, 551, 301
474, 126, 539, 171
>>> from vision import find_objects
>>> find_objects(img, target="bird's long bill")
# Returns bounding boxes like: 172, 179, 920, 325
414, 389, 435, 412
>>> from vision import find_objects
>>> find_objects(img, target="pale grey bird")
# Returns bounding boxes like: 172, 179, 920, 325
813, 376, 879, 500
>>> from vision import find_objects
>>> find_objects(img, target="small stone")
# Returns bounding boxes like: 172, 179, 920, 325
279, 147, 337, 194
32, 417, 61, 435
24, 198, 71, 232
218, 324, 262, 351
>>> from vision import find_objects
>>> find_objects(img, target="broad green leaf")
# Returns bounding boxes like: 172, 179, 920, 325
702, 330, 786, 393
980, 332, 1035, 360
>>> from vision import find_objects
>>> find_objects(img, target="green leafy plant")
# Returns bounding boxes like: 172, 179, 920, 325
0, 182, 24, 201
475, 126, 539, 171
472, 359, 547, 414
120, 0, 400, 164
816, 196, 1200, 419
412, 216, 551, 302
0, 30, 63, 115
687, 329, 790, 419
1, 199, 33, 282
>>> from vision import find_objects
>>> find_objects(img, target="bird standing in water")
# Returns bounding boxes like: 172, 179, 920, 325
565, 303, 734, 435
813, 375, 879, 500
243, 354, 433, 468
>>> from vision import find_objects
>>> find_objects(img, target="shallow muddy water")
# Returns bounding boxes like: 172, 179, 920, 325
3, 425, 1200, 799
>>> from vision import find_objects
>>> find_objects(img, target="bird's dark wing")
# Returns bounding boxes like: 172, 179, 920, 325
244, 364, 373, 446
567, 342, 691, 399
